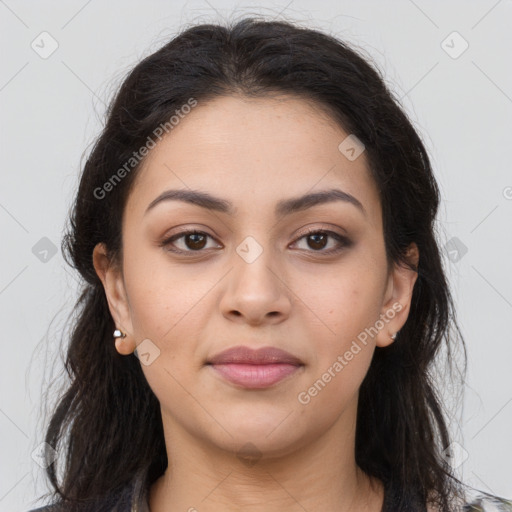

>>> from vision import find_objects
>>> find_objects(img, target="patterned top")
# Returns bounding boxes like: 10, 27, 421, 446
462, 488, 512, 512
28, 480, 512, 511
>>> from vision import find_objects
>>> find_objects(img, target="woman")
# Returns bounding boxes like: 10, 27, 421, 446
28, 17, 512, 512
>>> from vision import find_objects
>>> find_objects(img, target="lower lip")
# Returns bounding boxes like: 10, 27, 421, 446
208, 363, 302, 389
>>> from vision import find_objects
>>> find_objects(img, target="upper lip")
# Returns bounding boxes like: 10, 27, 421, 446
207, 345, 303, 366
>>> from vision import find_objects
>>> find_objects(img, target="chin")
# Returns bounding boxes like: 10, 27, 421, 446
203, 419, 308, 456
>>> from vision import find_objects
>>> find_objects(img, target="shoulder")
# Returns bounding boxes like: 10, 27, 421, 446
26, 492, 135, 512
26, 476, 142, 512
462, 487, 512, 511
25, 499, 135, 512
26, 501, 134, 512
27, 507, 62, 512
423, 487, 512, 512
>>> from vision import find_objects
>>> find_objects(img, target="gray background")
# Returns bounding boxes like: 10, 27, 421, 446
1, 1, 511, 510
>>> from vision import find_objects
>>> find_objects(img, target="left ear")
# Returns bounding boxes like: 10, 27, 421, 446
375, 242, 419, 348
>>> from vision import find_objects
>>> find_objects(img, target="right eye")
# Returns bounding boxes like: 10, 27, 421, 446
160, 230, 222, 254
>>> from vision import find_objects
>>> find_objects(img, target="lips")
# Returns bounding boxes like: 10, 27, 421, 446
207, 345, 303, 366
206, 345, 304, 389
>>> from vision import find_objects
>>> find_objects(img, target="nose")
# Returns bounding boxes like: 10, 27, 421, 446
218, 238, 292, 326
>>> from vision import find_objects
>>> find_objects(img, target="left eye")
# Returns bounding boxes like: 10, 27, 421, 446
292, 230, 350, 254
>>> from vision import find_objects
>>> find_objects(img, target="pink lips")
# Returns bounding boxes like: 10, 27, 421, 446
207, 345, 303, 389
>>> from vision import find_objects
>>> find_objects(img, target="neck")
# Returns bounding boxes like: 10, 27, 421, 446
148, 404, 385, 512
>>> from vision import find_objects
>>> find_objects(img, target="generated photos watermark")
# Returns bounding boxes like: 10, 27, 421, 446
93, 97, 198, 200
297, 301, 403, 405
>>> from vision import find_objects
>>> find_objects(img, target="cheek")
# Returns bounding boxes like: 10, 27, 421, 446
294, 280, 380, 424
292, 256, 385, 397
296, 262, 385, 344
122, 237, 209, 340
122, 247, 212, 400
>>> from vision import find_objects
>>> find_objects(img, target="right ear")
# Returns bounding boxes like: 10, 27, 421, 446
92, 243, 136, 355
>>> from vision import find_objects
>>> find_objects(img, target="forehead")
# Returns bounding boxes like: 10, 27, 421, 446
126, 95, 381, 225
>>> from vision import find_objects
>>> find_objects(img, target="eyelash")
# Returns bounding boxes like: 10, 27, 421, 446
159, 227, 351, 256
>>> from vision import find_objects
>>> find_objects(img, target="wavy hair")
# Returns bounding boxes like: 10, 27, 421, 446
39, 17, 467, 511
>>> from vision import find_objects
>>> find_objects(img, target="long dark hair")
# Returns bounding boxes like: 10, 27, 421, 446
38, 16, 467, 511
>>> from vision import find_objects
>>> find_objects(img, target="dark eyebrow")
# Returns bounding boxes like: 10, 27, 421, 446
145, 189, 235, 216
145, 188, 366, 218
275, 189, 366, 218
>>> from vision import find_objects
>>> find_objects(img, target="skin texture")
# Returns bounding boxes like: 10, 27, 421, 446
93, 95, 419, 511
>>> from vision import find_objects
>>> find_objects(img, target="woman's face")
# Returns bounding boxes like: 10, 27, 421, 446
94, 94, 418, 460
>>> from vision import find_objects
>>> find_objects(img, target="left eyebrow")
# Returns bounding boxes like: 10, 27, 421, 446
275, 188, 366, 219
144, 188, 366, 218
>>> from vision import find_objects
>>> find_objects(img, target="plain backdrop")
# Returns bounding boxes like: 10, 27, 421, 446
0, 1, 511, 510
